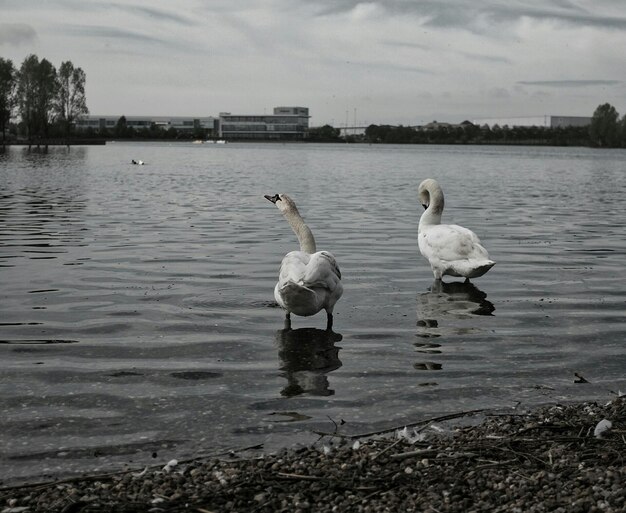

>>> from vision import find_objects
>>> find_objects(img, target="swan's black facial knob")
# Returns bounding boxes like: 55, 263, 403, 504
421, 203, 428, 210
264, 194, 281, 204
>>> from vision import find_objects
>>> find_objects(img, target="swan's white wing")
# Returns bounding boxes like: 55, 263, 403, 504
419, 224, 494, 278
275, 251, 317, 315
277, 251, 310, 285
420, 224, 490, 263
304, 251, 343, 314
302, 251, 342, 288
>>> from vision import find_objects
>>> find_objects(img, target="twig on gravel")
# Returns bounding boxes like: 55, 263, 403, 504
494, 444, 549, 467
276, 473, 325, 481
475, 458, 517, 470
345, 485, 398, 508
389, 449, 440, 460
314, 409, 486, 440
371, 437, 403, 461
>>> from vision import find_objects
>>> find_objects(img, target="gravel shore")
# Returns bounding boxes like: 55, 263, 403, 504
2, 396, 625, 512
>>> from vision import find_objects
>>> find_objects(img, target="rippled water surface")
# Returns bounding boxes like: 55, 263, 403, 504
1, 142, 625, 484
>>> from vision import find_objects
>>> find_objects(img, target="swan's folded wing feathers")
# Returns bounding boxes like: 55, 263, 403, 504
278, 251, 310, 285
423, 225, 489, 262
320, 251, 341, 279
302, 251, 341, 289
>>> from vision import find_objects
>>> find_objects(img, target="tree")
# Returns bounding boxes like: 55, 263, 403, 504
620, 114, 626, 148
308, 124, 341, 142
365, 124, 395, 143
17, 55, 58, 142
34, 58, 58, 140
0, 58, 17, 144
56, 61, 88, 141
115, 115, 128, 138
16, 54, 39, 140
589, 103, 620, 148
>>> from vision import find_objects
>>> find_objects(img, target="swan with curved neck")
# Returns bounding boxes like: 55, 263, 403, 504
418, 178, 495, 281
265, 193, 343, 330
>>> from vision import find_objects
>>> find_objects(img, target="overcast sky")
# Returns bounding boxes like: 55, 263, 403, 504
1, 0, 625, 126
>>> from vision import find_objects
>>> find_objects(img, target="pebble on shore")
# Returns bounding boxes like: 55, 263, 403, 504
1, 396, 625, 512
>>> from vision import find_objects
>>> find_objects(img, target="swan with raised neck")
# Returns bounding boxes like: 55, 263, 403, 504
265, 193, 316, 254
265, 193, 343, 330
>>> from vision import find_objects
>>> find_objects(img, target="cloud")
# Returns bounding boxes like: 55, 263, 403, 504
331, 58, 433, 76
518, 80, 622, 87
2, 0, 625, 123
380, 39, 431, 51
458, 51, 512, 64
488, 87, 512, 99
311, 0, 626, 32
61, 25, 168, 45
491, 4, 626, 31
111, 3, 196, 26
56, 24, 204, 56
2, 0, 195, 26
0, 23, 38, 46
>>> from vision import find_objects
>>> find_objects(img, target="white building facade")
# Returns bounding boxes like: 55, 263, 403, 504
218, 107, 310, 140
75, 115, 217, 133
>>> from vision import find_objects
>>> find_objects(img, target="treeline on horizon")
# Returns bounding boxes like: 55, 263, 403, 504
2, 54, 625, 148
314, 103, 626, 148
306, 103, 626, 148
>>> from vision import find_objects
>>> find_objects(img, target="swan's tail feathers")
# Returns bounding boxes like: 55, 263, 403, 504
469, 260, 495, 278
276, 281, 321, 317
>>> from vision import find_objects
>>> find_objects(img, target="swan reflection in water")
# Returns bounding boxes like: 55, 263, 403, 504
415, 280, 495, 368
418, 279, 495, 325
275, 320, 342, 397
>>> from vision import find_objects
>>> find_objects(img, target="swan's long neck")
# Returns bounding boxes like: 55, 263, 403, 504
419, 186, 444, 228
284, 209, 317, 254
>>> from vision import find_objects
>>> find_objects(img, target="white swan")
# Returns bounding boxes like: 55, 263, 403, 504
418, 178, 495, 281
265, 194, 343, 330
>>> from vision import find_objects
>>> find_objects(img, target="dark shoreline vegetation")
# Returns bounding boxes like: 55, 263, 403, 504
3, 120, 625, 149
1, 395, 625, 512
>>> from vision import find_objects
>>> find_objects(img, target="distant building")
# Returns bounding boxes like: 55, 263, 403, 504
218, 107, 310, 140
413, 120, 476, 131
421, 121, 454, 131
472, 116, 591, 128
75, 115, 218, 133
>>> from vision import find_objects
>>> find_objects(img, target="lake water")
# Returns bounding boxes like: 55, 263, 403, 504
1, 142, 625, 485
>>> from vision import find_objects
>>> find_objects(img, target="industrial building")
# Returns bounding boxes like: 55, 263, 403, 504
472, 115, 591, 128
75, 107, 310, 141
74, 115, 218, 134
218, 107, 310, 140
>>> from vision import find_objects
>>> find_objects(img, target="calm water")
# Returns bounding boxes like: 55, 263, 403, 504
1, 142, 625, 484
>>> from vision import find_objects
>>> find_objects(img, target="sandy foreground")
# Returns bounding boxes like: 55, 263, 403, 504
1, 396, 625, 512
